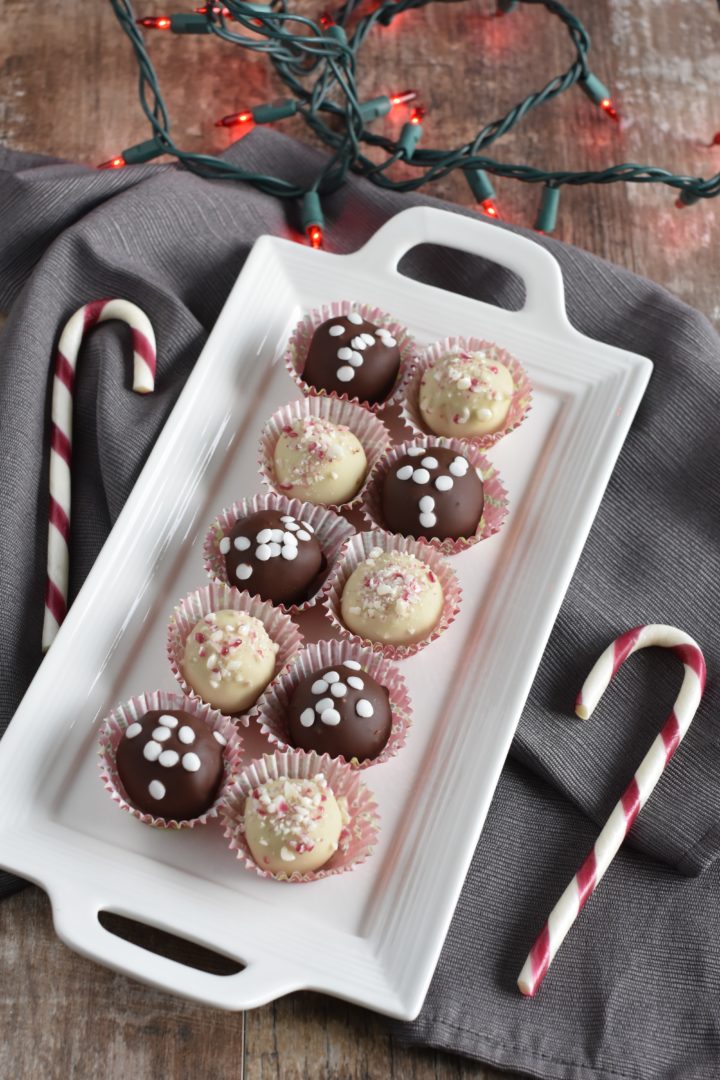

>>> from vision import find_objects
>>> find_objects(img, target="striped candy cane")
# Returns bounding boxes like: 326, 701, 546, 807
43, 299, 156, 652
517, 624, 706, 997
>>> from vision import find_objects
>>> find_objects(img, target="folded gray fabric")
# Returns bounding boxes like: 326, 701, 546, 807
1, 133, 719, 1078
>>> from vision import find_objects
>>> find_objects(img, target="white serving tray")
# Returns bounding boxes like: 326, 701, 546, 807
0, 208, 651, 1019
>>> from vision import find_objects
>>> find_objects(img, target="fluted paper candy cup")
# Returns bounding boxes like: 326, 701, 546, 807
221, 749, 380, 882
284, 300, 417, 412
402, 336, 532, 450
167, 583, 303, 725
98, 689, 243, 830
254, 639, 412, 769
323, 531, 462, 660
203, 493, 356, 614
360, 436, 509, 556
258, 395, 391, 512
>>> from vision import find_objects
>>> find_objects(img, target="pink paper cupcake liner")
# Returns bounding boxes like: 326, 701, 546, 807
284, 300, 417, 413
323, 530, 462, 660
401, 336, 532, 450
253, 638, 412, 769
258, 395, 391, 512
167, 583, 303, 725
98, 689, 243, 830
203, 493, 356, 615
360, 436, 509, 556
221, 749, 380, 882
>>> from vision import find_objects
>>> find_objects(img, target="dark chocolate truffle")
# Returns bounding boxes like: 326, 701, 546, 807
116, 709, 225, 820
220, 509, 324, 606
303, 312, 401, 405
287, 660, 392, 762
380, 446, 484, 541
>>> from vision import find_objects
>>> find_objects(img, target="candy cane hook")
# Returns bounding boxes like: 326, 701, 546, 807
518, 624, 706, 997
42, 299, 157, 652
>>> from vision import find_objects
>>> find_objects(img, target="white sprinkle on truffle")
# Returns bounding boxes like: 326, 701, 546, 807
143, 740, 162, 762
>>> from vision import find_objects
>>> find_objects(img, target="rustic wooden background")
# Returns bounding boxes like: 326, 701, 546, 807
1, 1, 718, 1077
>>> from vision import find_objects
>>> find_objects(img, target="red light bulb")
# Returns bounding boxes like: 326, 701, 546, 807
600, 98, 619, 122
215, 110, 254, 128
98, 155, 127, 169
306, 225, 323, 249
480, 199, 499, 219
136, 16, 172, 29
410, 106, 426, 126
319, 11, 336, 28
390, 89, 417, 107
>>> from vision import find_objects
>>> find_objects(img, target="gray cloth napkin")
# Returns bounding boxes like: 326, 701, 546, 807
1, 133, 719, 1079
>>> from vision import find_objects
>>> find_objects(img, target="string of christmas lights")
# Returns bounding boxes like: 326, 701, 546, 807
106, 0, 720, 246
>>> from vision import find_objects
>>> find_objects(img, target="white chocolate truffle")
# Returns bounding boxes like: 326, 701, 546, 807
181, 610, 278, 713
244, 774, 347, 875
418, 348, 514, 437
340, 548, 444, 645
273, 415, 367, 505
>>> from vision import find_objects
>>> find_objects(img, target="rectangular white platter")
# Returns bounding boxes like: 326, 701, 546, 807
0, 207, 652, 1020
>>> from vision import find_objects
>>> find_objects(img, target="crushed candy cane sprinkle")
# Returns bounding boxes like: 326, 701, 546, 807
420, 348, 513, 426
349, 547, 438, 622
277, 416, 363, 490
187, 611, 278, 692
244, 774, 349, 862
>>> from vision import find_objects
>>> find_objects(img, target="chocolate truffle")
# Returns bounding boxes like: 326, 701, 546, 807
181, 609, 278, 714
116, 709, 226, 820
303, 312, 401, 404
244, 774, 347, 875
381, 446, 484, 540
220, 509, 324, 606
340, 547, 444, 645
287, 660, 392, 762
418, 347, 514, 437
273, 415, 367, 506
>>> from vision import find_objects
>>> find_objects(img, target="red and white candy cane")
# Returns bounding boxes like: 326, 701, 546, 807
43, 299, 156, 652
517, 623, 706, 997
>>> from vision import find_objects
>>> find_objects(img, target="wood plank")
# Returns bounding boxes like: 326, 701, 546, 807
0, 887, 245, 1080
244, 995, 492, 1079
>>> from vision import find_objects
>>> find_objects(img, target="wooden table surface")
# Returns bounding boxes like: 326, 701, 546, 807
1, 1, 718, 1077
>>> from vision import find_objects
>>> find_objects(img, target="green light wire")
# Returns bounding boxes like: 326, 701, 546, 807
108, 0, 720, 213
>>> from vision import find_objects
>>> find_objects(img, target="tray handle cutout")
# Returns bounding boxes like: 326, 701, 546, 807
355, 206, 569, 334
50, 894, 303, 1011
